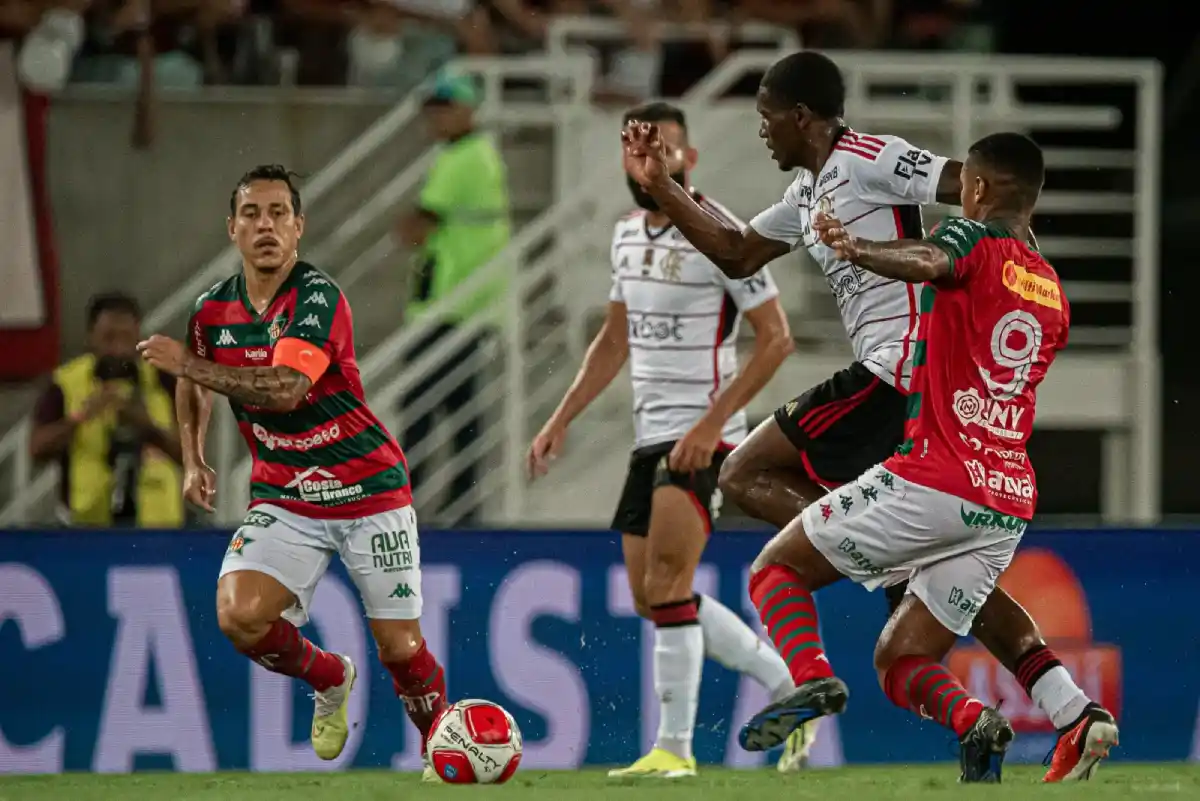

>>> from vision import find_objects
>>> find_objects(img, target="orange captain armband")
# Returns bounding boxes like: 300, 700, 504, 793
273, 337, 331, 385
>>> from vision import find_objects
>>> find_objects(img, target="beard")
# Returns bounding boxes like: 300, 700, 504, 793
626, 171, 687, 212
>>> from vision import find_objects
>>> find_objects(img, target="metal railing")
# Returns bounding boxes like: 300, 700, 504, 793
0, 52, 597, 526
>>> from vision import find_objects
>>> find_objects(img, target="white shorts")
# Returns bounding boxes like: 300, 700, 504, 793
219, 503, 423, 625
801, 466, 1027, 636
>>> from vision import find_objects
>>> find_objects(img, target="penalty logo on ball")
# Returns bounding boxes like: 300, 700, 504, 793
429, 699, 523, 784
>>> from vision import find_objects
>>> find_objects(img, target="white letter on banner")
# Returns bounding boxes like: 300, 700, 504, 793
489, 561, 588, 768
737, 565, 843, 768
606, 564, 716, 757
393, 566, 460, 770
251, 575, 368, 771
0, 564, 65, 773
93, 567, 216, 772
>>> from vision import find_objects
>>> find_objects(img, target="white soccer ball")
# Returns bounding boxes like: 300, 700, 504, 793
427, 699, 523, 784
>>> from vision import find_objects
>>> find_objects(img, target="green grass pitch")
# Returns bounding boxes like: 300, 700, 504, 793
2, 765, 1198, 801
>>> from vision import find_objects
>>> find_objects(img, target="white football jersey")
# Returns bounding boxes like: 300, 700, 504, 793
749, 130, 949, 391
610, 195, 780, 449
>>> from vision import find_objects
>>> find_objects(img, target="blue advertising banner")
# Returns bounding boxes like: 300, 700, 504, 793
1, 528, 1198, 774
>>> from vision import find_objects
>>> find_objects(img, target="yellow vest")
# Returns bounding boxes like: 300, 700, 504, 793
54, 354, 183, 527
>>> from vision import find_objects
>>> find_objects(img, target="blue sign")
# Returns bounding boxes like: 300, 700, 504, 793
1, 528, 1198, 773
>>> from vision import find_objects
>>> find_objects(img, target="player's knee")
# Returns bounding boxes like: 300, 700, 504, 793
215, 594, 274, 650
717, 450, 751, 504
372, 620, 424, 665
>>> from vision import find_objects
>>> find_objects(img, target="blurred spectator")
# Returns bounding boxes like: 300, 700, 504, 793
29, 292, 184, 527
734, 0, 886, 50
396, 72, 510, 524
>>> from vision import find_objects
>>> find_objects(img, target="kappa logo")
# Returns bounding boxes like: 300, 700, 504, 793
298, 313, 321, 329
216, 329, 237, 347
304, 291, 329, 307
820, 502, 833, 522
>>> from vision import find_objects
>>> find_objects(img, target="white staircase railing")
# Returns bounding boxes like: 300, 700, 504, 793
473, 51, 1164, 526
0, 52, 597, 527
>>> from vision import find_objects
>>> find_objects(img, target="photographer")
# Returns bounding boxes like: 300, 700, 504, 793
30, 292, 184, 527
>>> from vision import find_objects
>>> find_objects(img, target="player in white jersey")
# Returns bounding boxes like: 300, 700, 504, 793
622, 52, 1116, 782
529, 102, 815, 778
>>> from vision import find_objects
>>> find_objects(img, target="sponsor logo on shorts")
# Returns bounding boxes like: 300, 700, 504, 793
963, 459, 1034, 504
242, 511, 277, 528
226, 533, 254, 555
948, 586, 981, 619
371, 531, 414, 573
284, 466, 364, 505
388, 582, 417, 600
255, 422, 341, 452
837, 537, 884, 576
959, 505, 1028, 534
1002, 261, 1062, 310
952, 388, 1026, 440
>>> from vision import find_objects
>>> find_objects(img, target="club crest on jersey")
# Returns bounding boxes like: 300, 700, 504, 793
267, 313, 288, 344
661, 250, 684, 282
816, 195, 835, 216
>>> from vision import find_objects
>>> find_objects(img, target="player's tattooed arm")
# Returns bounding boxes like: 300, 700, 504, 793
181, 359, 313, 412
935, 159, 964, 206
813, 213, 951, 283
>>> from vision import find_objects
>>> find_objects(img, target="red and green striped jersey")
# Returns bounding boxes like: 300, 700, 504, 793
188, 262, 411, 519
884, 217, 1069, 518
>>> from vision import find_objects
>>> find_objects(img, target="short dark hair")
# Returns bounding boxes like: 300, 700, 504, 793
622, 101, 688, 133
229, 164, 303, 216
761, 51, 845, 119
968, 133, 1045, 209
87, 292, 140, 329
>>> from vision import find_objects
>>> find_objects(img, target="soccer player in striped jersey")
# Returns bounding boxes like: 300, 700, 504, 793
137, 165, 447, 780
621, 52, 1116, 782
529, 102, 812, 778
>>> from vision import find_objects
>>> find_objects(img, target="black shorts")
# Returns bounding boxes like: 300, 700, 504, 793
773, 361, 908, 488
611, 441, 728, 537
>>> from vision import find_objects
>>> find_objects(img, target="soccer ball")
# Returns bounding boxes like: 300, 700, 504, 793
427, 699, 523, 784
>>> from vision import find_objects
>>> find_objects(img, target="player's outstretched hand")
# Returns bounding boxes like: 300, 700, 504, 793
527, 422, 567, 481
813, 211, 863, 262
183, 462, 217, 513
621, 121, 669, 188
137, 334, 191, 377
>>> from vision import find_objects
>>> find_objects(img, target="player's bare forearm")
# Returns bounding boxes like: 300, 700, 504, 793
550, 304, 629, 429
176, 377, 212, 467
708, 300, 793, 424
935, 159, 963, 206
181, 356, 311, 413
643, 178, 767, 278
855, 239, 952, 283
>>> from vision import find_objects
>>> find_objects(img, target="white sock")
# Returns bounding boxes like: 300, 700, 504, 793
1031, 665, 1091, 730
696, 594, 793, 701
653, 622, 704, 760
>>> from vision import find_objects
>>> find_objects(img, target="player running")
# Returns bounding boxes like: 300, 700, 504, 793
621, 51, 1117, 782
138, 165, 447, 781
735, 132, 1084, 781
528, 102, 817, 777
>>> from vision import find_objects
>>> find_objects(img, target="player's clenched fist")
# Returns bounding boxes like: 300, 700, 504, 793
813, 211, 863, 262
137, 334, 192, 376
621, 121, 669, 187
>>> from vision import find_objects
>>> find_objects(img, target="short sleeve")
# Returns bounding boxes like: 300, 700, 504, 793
187, 312, 208, 358
721, 264, 779, 312
284, 273, 343, 351
418, 153, 459, 217
608, 222, 626, 303
850, 136, 950, 207
747, 179, 807, 249
925, 216, 987, 283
